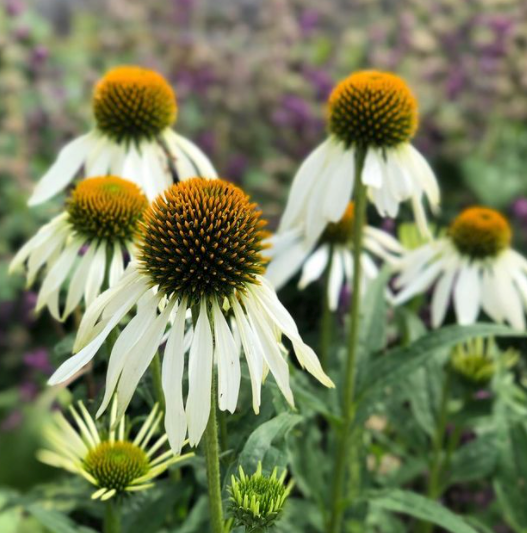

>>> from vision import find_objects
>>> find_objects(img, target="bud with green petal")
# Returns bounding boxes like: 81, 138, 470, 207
228, 462, 294, 532
450, 337, 518, 386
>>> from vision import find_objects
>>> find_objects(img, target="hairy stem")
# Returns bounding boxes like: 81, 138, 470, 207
327, 149, 367, 533
320, 245, 334, 369
150, 352, 165, 412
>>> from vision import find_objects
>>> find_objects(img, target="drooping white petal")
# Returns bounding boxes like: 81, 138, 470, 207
364, 226, 404, 254
212, 298, 241, 413
405, 144, 440, 208
430, 257, 458, 328
231, 296, 264, 413
186, 303, 214, 446
49, 279, 149, 385
328, 248, 344, 311
86, 144, 114, 177
411, 194, 432, 239
322, 147, 355, 223
97, 290, 161, 417
36, 239, 83, 314
362, 149, 384, 188
279, 139, 333, 233
393, 256, 446, 305
243, 295, 294, 406
298, 245, 330, 290
63, 241, 98, 319
122, 144, 145, 186
141, 143, 171, 201
28, 133, 96, 206
114, 299, 175, 422
480, 267, 504, 324
162, 300, 188, 453
84, 241, 107, 306
108, 243, 125, 287
166, 130, 218, 178
266, 230, 313, 290
453, 262, 481, 325
493, 259, 526, 330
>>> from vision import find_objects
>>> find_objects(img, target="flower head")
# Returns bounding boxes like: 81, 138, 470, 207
38, 401, 192, 500
10, 176, 146, 320
93, 66, 177, 144
328, 71, 418, 149
228, 462, 293, 531
394, 206, 527, 329
450, 337, 519, 386
138, 179, 268, 302
449, 207, 511, 259
50, 178, 333, 453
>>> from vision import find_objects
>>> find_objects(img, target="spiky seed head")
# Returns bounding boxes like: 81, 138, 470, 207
321, 202, 355, 244
93, 66, 177, 144
228, 462, 293, 531
328, 70, 418, 149
137, 177, 268, 303
83, 441, 149, 493
66, 176, 148, 243
449, 207, 511, 259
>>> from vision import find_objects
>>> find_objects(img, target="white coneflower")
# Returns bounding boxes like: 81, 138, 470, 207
278, 70, 439, 247
49, 178, 334, 453
394, 206, 527, 329
29, 66, 217, 205
10, 176, 147, 320
38, 401, 193, 501
266, 202, 403, 308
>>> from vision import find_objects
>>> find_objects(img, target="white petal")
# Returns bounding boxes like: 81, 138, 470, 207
186, 303, 213, 446
97, 290, 161, 417
84, 241, 107, 306
328, 249, 344, 311
430, 258, 458, 328
114, 300, 175, 421
63, 241, 98, 319
86, 144, 114, 177
453, 262, 481, 325
493, 262, 525, 329
28, 133, 95, 206
242, 295, 294, 406
141, 144, 171, 200
122, 145, 145, 186
212, 299, 241, 413
162, 301, 189, 453
166, 130, 218, 178
405, 144, 440, 208
393, 256, 446, 304
322, 147, 355, 223
279, 139, 333, 233
49, 278, 149, 385
298, 245, 330, 290
362, 149, 383, 188
108, 243, 125, 287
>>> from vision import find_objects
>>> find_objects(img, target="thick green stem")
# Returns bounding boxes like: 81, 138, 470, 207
419, 370, 451, 533
204, 374, 225, 533
320, 244, 334, 369
103, 500, 121, 533
327, 149, 367, 533
150, 353, 165, 412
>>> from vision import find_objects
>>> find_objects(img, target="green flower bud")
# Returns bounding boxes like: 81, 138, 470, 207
450, 337, 518, 386
228, 462, 294, 532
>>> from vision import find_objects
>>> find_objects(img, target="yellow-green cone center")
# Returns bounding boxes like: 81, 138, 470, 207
84, 441, 149, 492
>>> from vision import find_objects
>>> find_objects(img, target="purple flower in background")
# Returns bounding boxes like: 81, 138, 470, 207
30, 45, 49, 69
299, 9, 319, 36
196, 131, 215, 158
19, 381, 39, 402
272, 95, 314, 130
23, 348, 52, 374
303, 66, 333, 101
5, 0, 24, 17
1, 411, 23, 432
226, 154, 248, 183
511, 197, 527, 221
21, 291, 37, 325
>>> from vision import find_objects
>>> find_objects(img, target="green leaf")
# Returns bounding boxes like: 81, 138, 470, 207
369, 489, 478, 533
27, 505, 97, 533
238, 413, 302, 474
357, 324, 520, 401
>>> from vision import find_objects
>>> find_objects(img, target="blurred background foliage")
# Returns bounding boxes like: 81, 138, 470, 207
1, 0, 527, 532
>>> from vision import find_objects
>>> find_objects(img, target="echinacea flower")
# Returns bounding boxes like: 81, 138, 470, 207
266, 202, 403, 308
10, 176, 147, 320
49, 178, 334, 453
394, 206, 527, 329
278, 70, 439, 247
29, 66, 217, 205
38, 401, 193, 500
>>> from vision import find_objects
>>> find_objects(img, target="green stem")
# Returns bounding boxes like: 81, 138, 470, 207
150, 353, 165, 412
327, 149, 367, 533
103, 500, 121, 533
204, 374, 225, 533
320, 244, 334, 369
219, 410, 228, 453
419, 369, 451, 533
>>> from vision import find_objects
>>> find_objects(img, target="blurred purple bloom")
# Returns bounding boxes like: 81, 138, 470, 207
23, 348, 52, 374
511, 197, 527, 220
19, 381, 39, 401
303, 66, 333, 101
21, 291, 37, 325
226, 154, 248, 183
272, 95, 314, 129
1, 411, 23, 432
31, 46, 49, 69
299, 9, 319, 36
196, 131, 215, 158
5, 0, 24, 17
